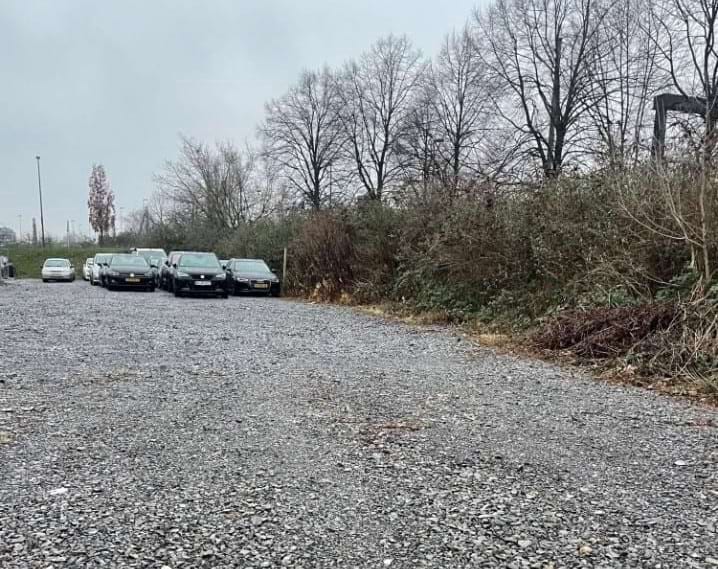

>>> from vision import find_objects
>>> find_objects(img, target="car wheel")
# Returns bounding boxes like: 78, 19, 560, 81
173, 283, 182, 297
148, 286, 155, 292
107, 285, 114, 291
271, 288, 281, 298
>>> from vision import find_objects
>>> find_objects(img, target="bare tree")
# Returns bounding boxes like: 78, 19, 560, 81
586, 0, 664, 167
262, 68, 346, 209
396, 85, 443, 202
339, 35, 427, 201
156, 136, 271, 230
430, 24, 490, 192
475, 0, 609, 178
87, 163, 115, 244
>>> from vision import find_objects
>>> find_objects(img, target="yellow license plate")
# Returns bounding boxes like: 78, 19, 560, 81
254, 283, 269, 289
126, 278, 140, 283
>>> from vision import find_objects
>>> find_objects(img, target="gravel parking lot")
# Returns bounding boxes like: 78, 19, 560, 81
1, 279, 717, 568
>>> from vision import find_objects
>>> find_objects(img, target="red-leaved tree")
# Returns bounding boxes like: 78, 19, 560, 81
87, 164, 115, 244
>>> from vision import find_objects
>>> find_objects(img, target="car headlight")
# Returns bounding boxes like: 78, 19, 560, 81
144, 271, 154, 277
176, 271, 190, 278
213, 273, 226, 280
108, 270, 120, 277
236, 277, 249, 282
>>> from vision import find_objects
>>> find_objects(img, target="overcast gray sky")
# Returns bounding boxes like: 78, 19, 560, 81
0, 0, 480, 238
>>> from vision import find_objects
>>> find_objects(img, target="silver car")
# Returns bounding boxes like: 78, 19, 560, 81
41, 258, 75, 282
82, 257, 94, 281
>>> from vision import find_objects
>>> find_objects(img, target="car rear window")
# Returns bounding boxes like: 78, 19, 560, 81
44, 259, 69, 268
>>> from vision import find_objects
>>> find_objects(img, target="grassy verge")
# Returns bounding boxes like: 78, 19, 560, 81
0, 245, 121, 278
347, 299, 718, 406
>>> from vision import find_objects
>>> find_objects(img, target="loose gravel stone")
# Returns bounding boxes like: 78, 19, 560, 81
0, 279, 717, 567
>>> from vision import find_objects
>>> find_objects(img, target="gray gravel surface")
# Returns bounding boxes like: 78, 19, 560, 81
1, 279, 717, 568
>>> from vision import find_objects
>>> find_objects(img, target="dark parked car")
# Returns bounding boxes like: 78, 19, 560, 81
171, 252, 227, 298
104, 254, 156, 291
0, 256, 15, 279
161, 251, 189, 291
225, 258, 281, 297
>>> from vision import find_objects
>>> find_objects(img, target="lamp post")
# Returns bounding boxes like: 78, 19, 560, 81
35, 156, 46, 247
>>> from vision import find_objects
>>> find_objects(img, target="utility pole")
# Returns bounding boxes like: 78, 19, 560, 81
66, 220, 70, 248
35, 156, 46, 247
282, 247, 288, 288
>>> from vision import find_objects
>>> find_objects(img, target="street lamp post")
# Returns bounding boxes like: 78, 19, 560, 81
35, 156, 46, 247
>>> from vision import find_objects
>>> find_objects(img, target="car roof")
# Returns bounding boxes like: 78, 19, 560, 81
45, 258, 70, 261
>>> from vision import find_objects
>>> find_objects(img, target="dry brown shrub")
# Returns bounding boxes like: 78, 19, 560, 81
533, 304, 678, 358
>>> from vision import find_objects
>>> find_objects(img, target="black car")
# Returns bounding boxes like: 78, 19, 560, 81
104, 254, 156, 291
171, 252, 228, 298
0, 256, 15, 279
161, 251, 189, 291
225, 258, 281, 297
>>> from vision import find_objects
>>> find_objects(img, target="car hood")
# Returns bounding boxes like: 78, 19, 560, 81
235, 271, 278, 280
180, 268, 223, 277
110, 266, 151, 274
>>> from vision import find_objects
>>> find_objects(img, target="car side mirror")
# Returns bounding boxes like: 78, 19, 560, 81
150, 264, 158, 269
172, 263, 177, 269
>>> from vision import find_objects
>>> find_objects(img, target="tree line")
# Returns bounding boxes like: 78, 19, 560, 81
125, 0, 713, 216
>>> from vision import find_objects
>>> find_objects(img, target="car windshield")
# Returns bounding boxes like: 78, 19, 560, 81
137, 249, 166, 260
45, 259, 69, 268
179, 254, 220, 269
95, 254, 110, 264
235, 260, 271, 274
111, 256, 149, 268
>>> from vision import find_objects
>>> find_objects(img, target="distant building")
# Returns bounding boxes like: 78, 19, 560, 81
0, 227, 17, 246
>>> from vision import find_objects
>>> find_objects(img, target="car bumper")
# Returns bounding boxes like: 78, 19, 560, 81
108, 276, 154, 288
42, 272, 73, 281
233, 280, 280, 294
176, 279, 227, 294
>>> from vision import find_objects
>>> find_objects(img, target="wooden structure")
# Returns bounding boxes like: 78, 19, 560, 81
652, 93, 718, 159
